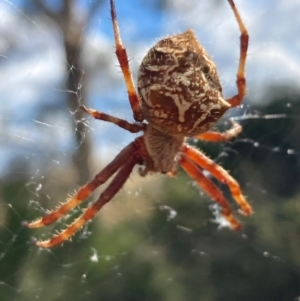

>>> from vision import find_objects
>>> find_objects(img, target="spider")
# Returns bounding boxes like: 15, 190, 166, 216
24, 0, 252, 248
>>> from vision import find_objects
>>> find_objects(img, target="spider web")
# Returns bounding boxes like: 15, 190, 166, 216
1, 1, 300, 301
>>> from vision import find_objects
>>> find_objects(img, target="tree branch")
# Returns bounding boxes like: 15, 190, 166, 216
30, 0, 64, 29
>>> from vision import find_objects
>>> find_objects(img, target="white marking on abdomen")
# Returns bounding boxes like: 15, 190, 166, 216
165, 92, 192, 123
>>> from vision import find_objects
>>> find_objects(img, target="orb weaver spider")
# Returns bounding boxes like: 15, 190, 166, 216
24, 0, 252, 248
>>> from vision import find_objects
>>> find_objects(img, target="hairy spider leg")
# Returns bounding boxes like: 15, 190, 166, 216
196, 120, 242, 142
80, 105, 145, 133
25, 141, 138, 229
182, 145, 253, 216
33, 156, 138, 248
226, 0, 249, 107
179, 154, 242, 230
110, 0, 143, 122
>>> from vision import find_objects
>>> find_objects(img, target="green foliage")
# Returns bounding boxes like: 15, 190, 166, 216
1, 85, 300, 301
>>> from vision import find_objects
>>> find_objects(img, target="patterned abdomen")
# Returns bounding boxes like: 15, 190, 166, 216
138, 29, 230, 137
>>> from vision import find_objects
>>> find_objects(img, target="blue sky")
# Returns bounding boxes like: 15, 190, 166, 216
0, 0, 299, 173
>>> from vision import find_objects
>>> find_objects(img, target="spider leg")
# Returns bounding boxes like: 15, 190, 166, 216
226, 0, 249, 107
110, 0, 143, 122
24, 141, 137, 229
81, 105, 145, 133
196, 120, 242, 142
179, 153, 242, 230
182, 144, 252, 216
33, 156, 138, 248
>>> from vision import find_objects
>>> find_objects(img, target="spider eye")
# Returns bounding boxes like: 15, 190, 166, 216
201, 64, 222, 93
202, 65, 212, 81
201, 65, 210, 74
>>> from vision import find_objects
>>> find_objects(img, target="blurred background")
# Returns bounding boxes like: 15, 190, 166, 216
1, 0, 300, 300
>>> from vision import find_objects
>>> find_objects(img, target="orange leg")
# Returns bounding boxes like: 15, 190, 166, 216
179, 154, 242, 230
196, 120, 242, 142
110, 0, 143, 122
24, 141, 137, 229
81, 105, 145, 133
226, 0, 249, 107
182, 144, 252, 216
33, 156, 138, 248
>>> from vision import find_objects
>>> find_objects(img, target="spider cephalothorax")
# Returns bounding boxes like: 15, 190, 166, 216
24, 0, 252, 248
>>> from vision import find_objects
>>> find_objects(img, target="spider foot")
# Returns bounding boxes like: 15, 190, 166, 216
80, 105, 94, 114
24, 218, 45, 229
29, 236, 38, 245
33, 238, 55, 248
233, 193, 253, 216
238, 206, 253, 216
31, 217, 86, 248
21, 220, 29, 227
223, 214, 242, 231
210, 203, 242, 230
80, 104, 144, 133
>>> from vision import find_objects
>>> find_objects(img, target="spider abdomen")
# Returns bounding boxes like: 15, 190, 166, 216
138, 29, 230, 137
